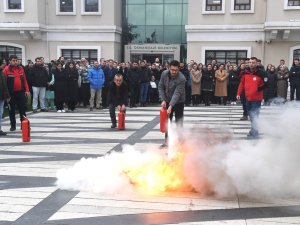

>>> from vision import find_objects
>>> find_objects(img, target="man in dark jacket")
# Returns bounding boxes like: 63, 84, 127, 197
139, 61, 151, 107
107, 74, 128, 128
29, 57, 50, 113
102, 60, 118, 108
127, 62, 140, 108
289, 58, 300, 101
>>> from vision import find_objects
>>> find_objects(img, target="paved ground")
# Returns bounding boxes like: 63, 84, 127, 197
0, 104, 300, 225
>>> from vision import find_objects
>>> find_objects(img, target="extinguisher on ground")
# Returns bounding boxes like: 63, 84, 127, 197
118, 110, 125, 130
160, 107, 168, 133
22, 117, 30, 142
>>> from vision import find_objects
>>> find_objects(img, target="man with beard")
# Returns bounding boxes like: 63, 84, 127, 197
237, 57, 268, 139
158, 60, 186, 148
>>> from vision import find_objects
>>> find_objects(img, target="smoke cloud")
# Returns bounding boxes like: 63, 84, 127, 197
56, 104, 300, 199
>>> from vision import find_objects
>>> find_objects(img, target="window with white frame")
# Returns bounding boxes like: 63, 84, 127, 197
205, 50, 247, 66
56, 0, 76, 15
284, 0, 300, 9
231, 0, 254, 13
288, 0, 300, 6
81, 0, 101, 15
3, 0, 24, 12
202, 0, 225, 14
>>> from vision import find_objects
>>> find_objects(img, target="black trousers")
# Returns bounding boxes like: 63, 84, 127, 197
79, 83, 90, 106
241, 92, 248, 117
290, 83, 300, 101
8, 91, 27, 127
202, 91, 212, 105
129, 84, 139, 106
109, 103, 126, 125
165, 102, 184, 139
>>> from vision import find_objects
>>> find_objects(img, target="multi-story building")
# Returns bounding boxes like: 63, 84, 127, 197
0, 0, 122, 64
0, 0, 300, 67
187, 0, 300, 67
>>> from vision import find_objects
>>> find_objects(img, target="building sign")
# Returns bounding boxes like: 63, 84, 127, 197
126, 44, 179, 52
124, 44, 180, 63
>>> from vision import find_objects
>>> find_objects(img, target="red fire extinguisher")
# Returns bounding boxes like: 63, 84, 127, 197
118, 111, 125, 130
22, 117, 30, 142
160, 107, 168, 133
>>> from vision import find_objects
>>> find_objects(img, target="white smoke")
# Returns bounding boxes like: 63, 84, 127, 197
56, 104, 300, 199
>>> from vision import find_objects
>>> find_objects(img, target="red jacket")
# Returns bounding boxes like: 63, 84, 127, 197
237, 70, 265, 101
3, 65, 29, 93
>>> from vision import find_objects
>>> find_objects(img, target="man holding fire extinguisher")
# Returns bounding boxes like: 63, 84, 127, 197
107, 74, 128, 128
3, 55, 30, 131
158, 60, 186, 148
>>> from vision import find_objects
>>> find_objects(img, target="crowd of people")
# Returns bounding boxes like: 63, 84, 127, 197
0, 54, 300, 138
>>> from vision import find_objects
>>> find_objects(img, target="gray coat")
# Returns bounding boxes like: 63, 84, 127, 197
158, 70, 186, 107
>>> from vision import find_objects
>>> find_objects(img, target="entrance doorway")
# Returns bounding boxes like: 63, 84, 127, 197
130, 53, 174, 64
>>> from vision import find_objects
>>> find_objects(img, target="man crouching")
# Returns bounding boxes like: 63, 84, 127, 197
108, 74, 128, 128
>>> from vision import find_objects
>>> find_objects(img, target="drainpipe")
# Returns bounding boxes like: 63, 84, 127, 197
45, 0, 49, 62
262, 0, 268, 64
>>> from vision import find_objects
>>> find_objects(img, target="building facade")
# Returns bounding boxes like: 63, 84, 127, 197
0, 0, 122, 64
186, 0, 300, 67
0, 0, 300, 67
122, 0, 187, 64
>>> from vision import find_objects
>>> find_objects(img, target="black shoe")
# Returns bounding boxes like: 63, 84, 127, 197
40, 108, 48, 112
111, 123, 116, 128
10, 126, 16, 131
0, 130, 7, 136
240, 116, 248, 121
90, 107, 93, 111
159, 142, 168, 149
33, 109, 38, 113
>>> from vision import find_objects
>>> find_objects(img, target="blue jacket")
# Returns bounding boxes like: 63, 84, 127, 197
88, 66, 105, 90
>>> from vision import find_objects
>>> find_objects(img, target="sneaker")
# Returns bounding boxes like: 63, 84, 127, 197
10, 126, 16, 131
40, 108, 48, 112
0, 130, 7, 136
240, 116, 248, 121
33, 109, 38, 113
61, 109, 66, 113
57, 110, 62, 113
111, 123, 116, 128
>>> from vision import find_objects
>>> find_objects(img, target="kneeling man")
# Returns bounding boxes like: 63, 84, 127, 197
107, 74, 128, 128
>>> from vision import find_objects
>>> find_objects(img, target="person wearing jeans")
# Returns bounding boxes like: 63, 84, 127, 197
29, 57, 49, 113
237, 57, 268, 139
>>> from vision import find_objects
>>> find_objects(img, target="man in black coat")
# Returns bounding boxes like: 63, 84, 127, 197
107, 74, 128, 128
289, 58, 300, 101
29, 57, 50, 113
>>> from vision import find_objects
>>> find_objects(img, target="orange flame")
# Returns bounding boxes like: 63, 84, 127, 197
124, 143, 191, 194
